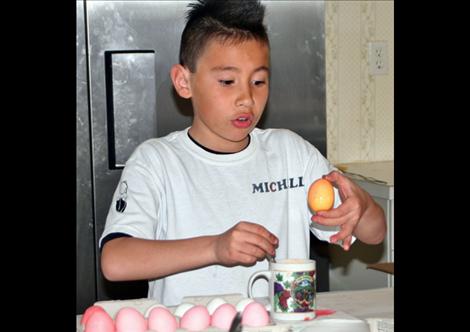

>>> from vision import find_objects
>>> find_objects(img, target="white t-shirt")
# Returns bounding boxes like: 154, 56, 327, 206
100, 127, 341, 306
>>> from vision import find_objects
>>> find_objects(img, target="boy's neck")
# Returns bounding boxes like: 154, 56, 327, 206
187, 131, 251, 155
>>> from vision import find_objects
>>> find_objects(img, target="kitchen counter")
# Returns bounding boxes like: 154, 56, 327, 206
335, 161, 394, 200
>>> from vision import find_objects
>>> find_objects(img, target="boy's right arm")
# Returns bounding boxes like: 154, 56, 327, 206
101, 221, 278, 281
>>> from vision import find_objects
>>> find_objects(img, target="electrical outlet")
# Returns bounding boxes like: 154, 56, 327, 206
368, 41, 388, 75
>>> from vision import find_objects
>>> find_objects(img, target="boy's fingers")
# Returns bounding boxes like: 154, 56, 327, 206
235, 252, 259, 266
312, 213, 344, 226
240, 243, 269, 260
330, 223, 354, 246
315, 204, 347, 219
233, 227, 276, 257
342, 235, 353, 251
322, 170, 344, 186
238, 221, 278, 246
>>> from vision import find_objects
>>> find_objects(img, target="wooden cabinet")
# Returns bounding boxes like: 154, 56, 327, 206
328, 161, 394, 291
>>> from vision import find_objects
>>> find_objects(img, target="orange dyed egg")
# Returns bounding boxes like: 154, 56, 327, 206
308, 178, 334, 212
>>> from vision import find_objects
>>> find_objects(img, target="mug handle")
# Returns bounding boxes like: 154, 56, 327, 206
247, 270, 271, 298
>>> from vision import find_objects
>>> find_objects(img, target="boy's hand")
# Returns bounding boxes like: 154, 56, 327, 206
214, 221, 278, 267
310, 170, 370, 250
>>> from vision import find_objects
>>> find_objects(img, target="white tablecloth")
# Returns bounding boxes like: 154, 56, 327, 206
316, 287, 393, 320
77, 287, 394, 331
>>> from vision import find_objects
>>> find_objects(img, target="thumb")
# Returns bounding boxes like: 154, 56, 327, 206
322, 170, 342, 185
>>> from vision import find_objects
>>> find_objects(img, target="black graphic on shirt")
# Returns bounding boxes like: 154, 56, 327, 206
252, 176, 304, 193
116, 181, 128, 213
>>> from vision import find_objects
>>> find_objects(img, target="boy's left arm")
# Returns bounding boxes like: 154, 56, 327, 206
311, 171, 387, 251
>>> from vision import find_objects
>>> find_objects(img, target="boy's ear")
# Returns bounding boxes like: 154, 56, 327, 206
170, 64, 192, 99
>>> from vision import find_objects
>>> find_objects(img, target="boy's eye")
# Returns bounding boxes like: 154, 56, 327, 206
219, 80, 234, 86
253, 80, 266, 86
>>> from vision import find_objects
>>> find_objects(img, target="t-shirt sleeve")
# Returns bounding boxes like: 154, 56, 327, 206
99, 232, 132, 251
99, 144, 164, 248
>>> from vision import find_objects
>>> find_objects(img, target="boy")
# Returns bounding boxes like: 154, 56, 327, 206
100, 0, 386, 306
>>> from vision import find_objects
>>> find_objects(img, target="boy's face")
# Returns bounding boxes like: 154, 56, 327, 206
185, 38, 270, 152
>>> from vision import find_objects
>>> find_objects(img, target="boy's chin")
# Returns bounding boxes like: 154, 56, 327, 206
228, 130, 252, 142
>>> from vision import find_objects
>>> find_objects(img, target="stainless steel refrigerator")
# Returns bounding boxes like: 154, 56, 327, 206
77, 0, 327, 313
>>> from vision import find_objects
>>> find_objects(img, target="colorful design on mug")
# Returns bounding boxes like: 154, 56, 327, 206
273, 271, 315, 313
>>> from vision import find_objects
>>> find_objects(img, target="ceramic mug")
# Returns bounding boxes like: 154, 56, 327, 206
247, 259, 316, 321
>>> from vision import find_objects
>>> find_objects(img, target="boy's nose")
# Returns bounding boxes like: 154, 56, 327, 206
236, 85, 255, 108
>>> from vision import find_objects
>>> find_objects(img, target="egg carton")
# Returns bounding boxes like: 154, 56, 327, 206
77, 293, 371, 332
180, 294, 370, 332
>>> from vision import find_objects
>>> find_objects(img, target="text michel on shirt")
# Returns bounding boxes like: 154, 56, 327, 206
252, 176, 304, 193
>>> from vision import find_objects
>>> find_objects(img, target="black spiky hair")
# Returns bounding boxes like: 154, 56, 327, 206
186, 0, 266, 31
179, 0, 269, 72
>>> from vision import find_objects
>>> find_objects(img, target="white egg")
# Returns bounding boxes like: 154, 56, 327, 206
206, 297, 227, 315
174, 302, 195, 318
235, 298, 255, 313
144, 303, 167, 318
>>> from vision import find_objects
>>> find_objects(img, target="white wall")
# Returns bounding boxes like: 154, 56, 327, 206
325, 1, 394, 164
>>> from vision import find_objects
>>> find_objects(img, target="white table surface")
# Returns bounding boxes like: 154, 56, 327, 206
77, 287, 393, 331
316, 287, 393, 320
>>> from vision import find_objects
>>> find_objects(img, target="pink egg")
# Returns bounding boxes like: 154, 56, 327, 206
235, 298, 254, 313
211, 303, 237, 330
180, 305, 210, 331
241, 301, 270, 327
147, 307, 178, 332
115, 307, 147, 332
174, 303, 194, 318
84, 310, 115, 332
81, 305, 106, 325
206, 297, 226, 315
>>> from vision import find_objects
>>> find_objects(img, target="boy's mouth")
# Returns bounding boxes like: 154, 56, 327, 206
232, 114, 253, 129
